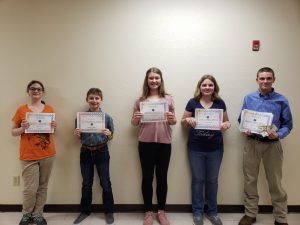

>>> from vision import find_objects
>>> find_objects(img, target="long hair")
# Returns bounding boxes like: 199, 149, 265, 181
193, 75, 221, 101
141, 67, 167, 100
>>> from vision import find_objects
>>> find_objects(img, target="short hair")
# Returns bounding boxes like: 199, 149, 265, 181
26, 80, 45, 92
86, 88, 103, 101
194, 74, 221, 101
257, 67, 275, 78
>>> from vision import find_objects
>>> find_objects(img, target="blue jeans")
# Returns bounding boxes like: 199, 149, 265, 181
188, 149, 223, 217
80, 146, 114, 214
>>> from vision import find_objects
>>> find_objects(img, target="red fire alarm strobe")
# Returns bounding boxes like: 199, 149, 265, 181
252, 40, 260, 51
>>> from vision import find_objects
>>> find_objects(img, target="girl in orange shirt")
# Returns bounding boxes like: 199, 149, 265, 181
12, 80, 56, 225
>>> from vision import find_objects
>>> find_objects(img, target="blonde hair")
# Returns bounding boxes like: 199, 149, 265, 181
194, 74, 221, 101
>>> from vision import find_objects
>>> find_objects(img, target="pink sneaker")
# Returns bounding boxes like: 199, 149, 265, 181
157, 210, 170, 225
143, 211, 153, 225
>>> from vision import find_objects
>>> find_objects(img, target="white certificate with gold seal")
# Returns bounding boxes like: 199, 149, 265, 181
77, 112, 105, 133
195, 108, 223, 130
239, 109, 273, 134
140, 101, 167, 123
25, 112, 55, 133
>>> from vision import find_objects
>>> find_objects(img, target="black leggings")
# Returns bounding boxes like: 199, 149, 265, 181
138, 141, 171, 211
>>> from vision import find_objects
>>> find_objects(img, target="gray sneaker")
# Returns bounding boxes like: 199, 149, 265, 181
105, 213, 114, 225
193, 215, 203, 225
73, 213, 89, 224
19, 213, 32, 225
32, 216, 47, 225
207, 215, 223, 225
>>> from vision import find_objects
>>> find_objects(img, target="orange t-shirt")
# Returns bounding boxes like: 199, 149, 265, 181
12, 104, 56, 160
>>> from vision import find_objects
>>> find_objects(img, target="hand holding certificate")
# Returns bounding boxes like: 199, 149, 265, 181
195, 108, 223, 130
25, 112, 55, 133
239, 109, 274, 136
77, 112, 105, 133
140, 101, 167, 123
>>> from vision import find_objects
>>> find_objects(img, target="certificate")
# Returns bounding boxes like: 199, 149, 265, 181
239, 109, 273, 135
77, 112, 105, 133
195, 109, 223, 130
140, 101, 167, 123
25, 112, 55, 133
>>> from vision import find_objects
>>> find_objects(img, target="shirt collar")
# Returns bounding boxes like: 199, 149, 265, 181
257, 88, 275, 98
87, 108, 102, 112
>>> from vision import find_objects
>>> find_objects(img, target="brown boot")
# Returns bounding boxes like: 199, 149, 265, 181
238, 215, 256, 225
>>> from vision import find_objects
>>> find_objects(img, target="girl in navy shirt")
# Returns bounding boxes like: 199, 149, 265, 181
181, 75, 230, 225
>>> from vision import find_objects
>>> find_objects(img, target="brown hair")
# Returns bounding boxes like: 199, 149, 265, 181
86, 88, 103, 101
256, 67, 275, 78
26, 80, 45, 92
141, 67, 167, 100
194, 75, 221, 101
26, 80, 46, 104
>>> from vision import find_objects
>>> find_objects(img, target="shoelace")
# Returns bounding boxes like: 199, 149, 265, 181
209, 216, 220, 221
158, 212, 169, 224
208, 216, 222, 225
34, 217, 44, 222
145, 212, 153, 219
158, 211, 166, 218
21, 214, 31, 221
22, 217, 30, 221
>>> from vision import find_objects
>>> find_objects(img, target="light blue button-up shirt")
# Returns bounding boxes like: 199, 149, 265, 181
238, 89, 293, 139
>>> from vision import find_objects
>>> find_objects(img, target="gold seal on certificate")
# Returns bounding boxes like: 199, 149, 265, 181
77, 112, 105, 133
25, 112, 55, 133
239, 109, 273, 135
140, 101, 167, 123
195, 109, 223, 130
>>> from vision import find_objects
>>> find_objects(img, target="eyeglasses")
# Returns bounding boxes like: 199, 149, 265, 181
29, 87, 43, 92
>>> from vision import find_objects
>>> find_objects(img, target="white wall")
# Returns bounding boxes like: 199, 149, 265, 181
1, 0, 299, 206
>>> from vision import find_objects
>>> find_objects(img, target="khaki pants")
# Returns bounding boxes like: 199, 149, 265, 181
21, 156, 55, 216
243, 138, 287, 223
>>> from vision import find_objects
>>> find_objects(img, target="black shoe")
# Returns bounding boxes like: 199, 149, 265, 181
73, 213, 89, 224
238, 215, 256, 225
275, 221, 288, 225
105, 213, 114, 225
19, 213, 32, 225
32, 216, 47, 225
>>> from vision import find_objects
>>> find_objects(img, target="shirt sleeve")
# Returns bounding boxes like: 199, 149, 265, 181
220, 99, 227, 112
277, 100, 293, 139
167, 96, 175, 113
133, 98, 141, 112
106, 114, 114, 133
185, 99, 194, 113
12, 106, 24, 125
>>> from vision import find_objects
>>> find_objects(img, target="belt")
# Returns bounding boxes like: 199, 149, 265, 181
249, 135, 278, 142
81, 143, 107, 151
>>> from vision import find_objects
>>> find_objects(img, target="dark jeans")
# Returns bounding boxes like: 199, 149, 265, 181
80, 146, 114, 214
138, 141, 171, 211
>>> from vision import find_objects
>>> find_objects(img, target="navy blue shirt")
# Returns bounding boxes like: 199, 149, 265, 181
185, 98, 226, 152
76, 108, 114, 146
238, 89, 292, 139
